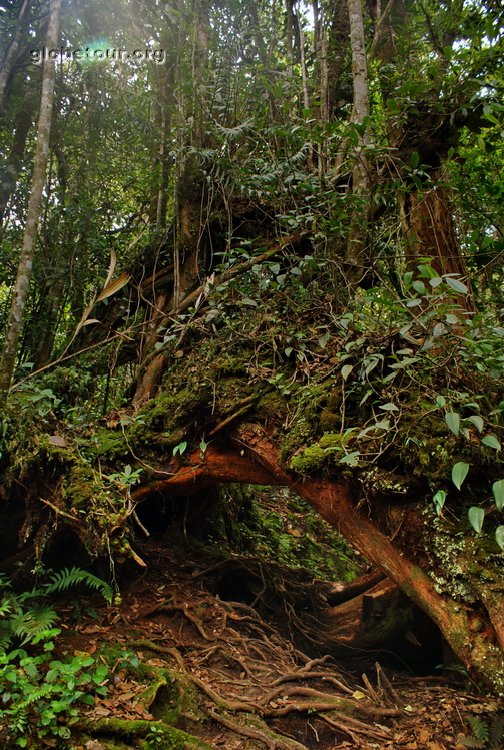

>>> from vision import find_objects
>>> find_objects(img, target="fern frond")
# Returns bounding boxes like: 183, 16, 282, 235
9, 605, 58, 645
468, 716, 490, 743
0, 597, 14, 617
489, 714, 504, 748
458, 737, 485, 749
44, 567, 112, 603
0, 621, 13, 651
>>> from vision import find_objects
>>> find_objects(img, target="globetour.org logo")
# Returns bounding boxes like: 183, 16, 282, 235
29, 39, 165, 66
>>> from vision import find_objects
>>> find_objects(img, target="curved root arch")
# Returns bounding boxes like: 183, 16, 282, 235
131, 423, 504, 696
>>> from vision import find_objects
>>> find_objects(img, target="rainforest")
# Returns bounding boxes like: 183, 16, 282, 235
1, 0, 504, 748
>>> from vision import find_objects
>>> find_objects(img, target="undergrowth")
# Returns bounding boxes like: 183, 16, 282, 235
0, 567, 111, 749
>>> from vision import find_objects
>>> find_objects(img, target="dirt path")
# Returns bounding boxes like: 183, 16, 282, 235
57, 540, 503, 750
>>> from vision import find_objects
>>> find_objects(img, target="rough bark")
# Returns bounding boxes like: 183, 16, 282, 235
0, 0, 61, 408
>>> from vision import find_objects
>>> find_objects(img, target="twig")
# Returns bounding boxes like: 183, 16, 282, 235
39, 496, 82, 523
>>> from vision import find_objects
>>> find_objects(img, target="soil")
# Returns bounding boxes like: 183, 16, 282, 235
56, 538, 503, 750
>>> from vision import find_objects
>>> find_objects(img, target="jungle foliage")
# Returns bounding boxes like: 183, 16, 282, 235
1, 0, 504, 707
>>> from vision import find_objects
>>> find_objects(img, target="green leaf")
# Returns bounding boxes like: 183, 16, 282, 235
341, 364, 353, 382
451, 462, 469, 490
318, 331, 330, 348
492, 480, 504, 511
468, 506, 485, 534
409, 151, 420, 168
411, 279, 426, 294
435, 395, 446, 408
403, 271, 413, 288
495, 526, 504, 550
379, 403, 399, 412
339, 452, 360, 466
445, 313, 459, 324
241, 297, 258, 307
433, 490, 446, 516
445, 276, 468, 294
445, 412, 460, 436
466, 415, 484, 433
173, 441, 187, 456
482, 434, 501, 451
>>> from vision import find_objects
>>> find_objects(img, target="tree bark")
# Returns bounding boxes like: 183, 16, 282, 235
0, 0, 62, 409
345, 0, 371, 289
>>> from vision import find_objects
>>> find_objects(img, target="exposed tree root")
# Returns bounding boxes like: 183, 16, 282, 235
127, 426, 504, 695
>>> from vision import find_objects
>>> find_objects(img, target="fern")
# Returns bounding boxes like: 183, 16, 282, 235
458, 737, 485, 749
8, 604, 58, 645
468, 716, 490, 744
489, 715, 504, 749
0, 566, 112, 653
42, 566, 113, 603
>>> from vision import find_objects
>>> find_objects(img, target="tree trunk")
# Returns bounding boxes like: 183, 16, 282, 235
399, 170, 470, 279
0, 94, 37, 232
0, 0, 62, 409
0, 0, 31, 110
345, 0, 371, 289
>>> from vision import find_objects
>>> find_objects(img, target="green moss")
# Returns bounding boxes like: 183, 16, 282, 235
91, 429, 130, 460
208, 354, 248, 378
289, 444, 327, 473
81, 718, 211, 749
288, 432, 351, 473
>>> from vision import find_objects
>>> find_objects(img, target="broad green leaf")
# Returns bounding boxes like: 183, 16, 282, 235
417, 262, 437, 279
468, 506, 485, 534
318, 331, 330, 348
435, 395, 446, 408
495, 526, 504, 551
433, 490, 446, 516
444, 276, 468, 294
409, 151, 420, 169
445, 313, 459, 324
492, 480, 504, 511
403, 271, 413, 288
452, 462, 469, 490
482, 434, 501, 451
466, 415, 484, 433
342, 364, 353, 382
379, 403, 399, 412
339, 452, 360, 466
412, 279, 425, 294
445, 412, 460, 436
241, 297, 258, 306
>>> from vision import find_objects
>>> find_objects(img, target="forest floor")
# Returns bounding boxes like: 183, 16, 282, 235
56, 538, 503, 750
